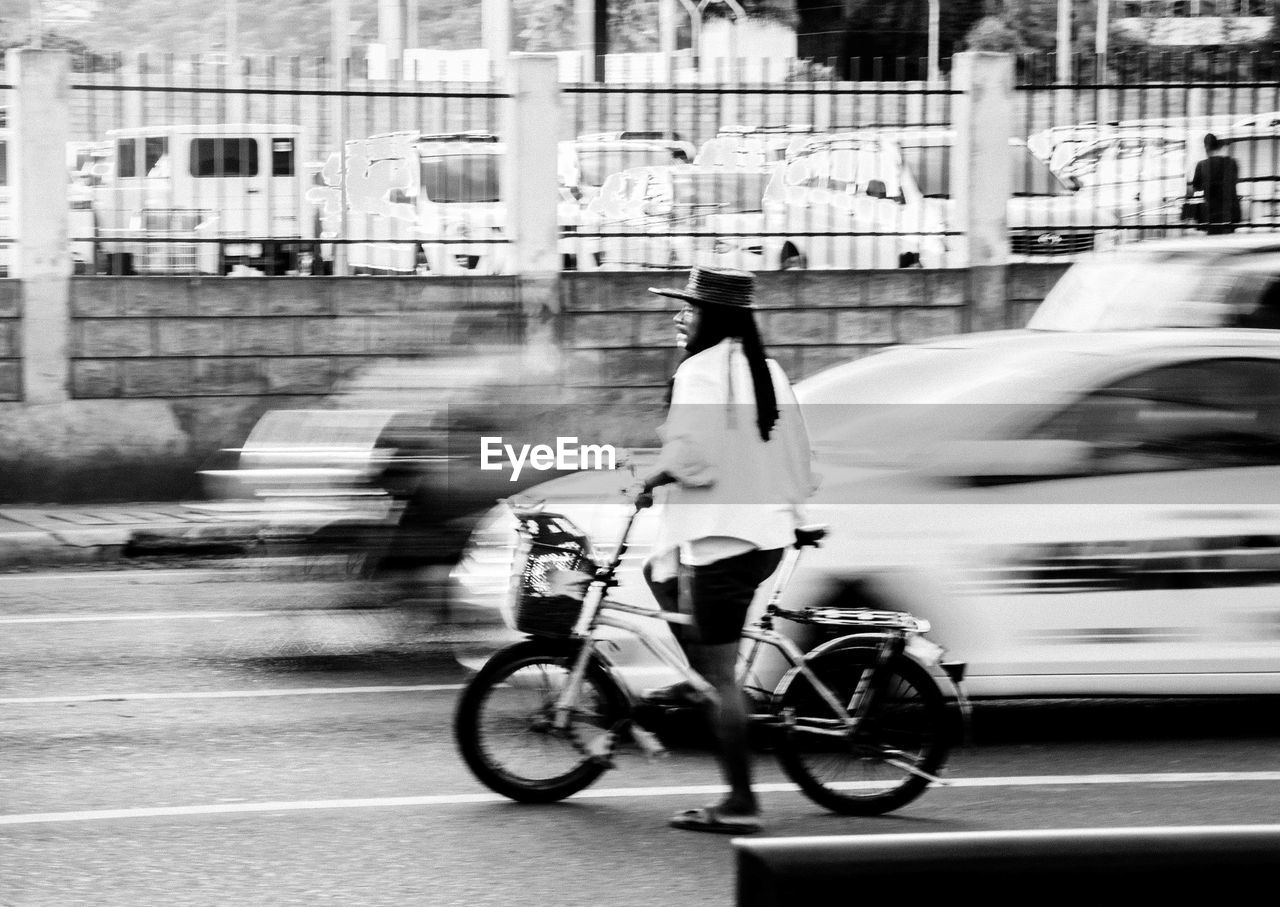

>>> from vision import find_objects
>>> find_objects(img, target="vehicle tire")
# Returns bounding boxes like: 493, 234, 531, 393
267, 243, 298, 276
773, 646, 949, 816
454, 640, 628, 804
103, 252, 135, 276
779, 242, 807, 270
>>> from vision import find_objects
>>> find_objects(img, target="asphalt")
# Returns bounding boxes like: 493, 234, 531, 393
0, 500, 356, 570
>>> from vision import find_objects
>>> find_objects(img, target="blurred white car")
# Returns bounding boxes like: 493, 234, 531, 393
451, 236, 1280, 697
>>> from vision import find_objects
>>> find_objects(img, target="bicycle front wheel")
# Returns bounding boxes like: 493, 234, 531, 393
773, 645, 949, 816
454, 640, 627, 804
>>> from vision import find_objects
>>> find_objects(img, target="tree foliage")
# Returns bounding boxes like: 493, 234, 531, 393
0, 1, 679, 59
834, 0, 986, 77
700, 0, 797, 28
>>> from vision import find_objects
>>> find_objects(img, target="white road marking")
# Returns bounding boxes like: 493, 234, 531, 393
0, 684, 465, 705
0, 571, 219, 581
0, 610, 377, 624
3, 773, 1280, 826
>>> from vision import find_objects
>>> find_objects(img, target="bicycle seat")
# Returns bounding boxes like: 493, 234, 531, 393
793, 525, 828, 548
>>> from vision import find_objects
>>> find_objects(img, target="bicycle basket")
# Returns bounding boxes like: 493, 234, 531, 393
510, 513, 597, 638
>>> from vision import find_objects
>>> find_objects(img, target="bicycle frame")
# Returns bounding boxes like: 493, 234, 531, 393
546, 502, 928, 771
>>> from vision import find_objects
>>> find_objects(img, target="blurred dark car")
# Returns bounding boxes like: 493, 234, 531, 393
199, 345, 614, 573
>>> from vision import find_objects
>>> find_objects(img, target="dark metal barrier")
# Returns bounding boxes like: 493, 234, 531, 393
734, 825, 1280, 906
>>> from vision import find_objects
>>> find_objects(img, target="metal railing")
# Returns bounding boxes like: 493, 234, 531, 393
7, 49, 1278, 278
68, 53, 507, 276
560, 58, 958, 272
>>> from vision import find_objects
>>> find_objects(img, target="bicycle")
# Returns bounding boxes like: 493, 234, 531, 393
454, 493, 970, 816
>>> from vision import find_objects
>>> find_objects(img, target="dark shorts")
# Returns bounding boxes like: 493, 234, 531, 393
644, 547, 785, 645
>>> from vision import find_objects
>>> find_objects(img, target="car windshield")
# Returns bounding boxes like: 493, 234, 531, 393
670, 170, 769, 212
420, 154, 500, 203
576, 149, 678, 188
898, 142, 1073, 197
1029, 253, 1240, 330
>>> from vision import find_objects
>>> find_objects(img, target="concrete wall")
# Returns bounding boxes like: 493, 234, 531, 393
0, 283, 19, 402
0, 276, 525, 502
67, 276, 522, 400
557, 267, 976, 450
561, 268, 970, 402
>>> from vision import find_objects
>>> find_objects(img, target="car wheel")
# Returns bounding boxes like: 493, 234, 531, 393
780, 242, 807, 270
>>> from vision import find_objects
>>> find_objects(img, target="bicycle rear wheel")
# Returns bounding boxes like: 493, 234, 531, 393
454, 640, 627, 804
773, 645, 949, 816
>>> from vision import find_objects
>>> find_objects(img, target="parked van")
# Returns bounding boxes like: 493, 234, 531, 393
333, 131, 585, 274
93, 124, 315, 275
336, 131, 506, 275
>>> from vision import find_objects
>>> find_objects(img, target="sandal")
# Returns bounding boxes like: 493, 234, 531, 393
669, 806, 762, 835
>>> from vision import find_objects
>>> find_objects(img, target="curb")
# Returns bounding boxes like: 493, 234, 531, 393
733, 826, 1280, 905
0, 521, 281, 570
0, 530, 129, 570
0, 508, 361, 571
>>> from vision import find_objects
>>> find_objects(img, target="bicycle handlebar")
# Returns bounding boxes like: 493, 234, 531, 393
793, 525, 827, 548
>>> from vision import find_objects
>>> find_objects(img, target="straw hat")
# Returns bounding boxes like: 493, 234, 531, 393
649, 266, 756, 309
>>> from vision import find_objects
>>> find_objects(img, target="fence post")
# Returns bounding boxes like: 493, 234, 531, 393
503, 53, 562, 324
9, 48, 72, 404
951, 51, 1013, 332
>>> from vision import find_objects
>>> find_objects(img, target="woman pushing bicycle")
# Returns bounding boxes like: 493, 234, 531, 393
639, 266, 816, 835
453, 269, 960, 823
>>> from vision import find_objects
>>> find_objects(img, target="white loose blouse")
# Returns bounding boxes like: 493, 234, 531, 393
648, 338, 815, 576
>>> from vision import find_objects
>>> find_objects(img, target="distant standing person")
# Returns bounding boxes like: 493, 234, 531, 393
1189, 133, 1241, 235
